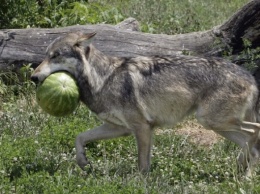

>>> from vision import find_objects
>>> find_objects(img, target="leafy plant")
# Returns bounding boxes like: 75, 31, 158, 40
102, 0, 249, 34
0, 0, 124, 29
59, 1, 124, 26
2, 0, 260, 193
0, 64, 34, 104
238, 39, 260, 72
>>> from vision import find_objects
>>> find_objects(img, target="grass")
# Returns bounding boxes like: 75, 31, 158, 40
94, 0, 249, 34
1, 85, 260, 193
1, 0, 259, 193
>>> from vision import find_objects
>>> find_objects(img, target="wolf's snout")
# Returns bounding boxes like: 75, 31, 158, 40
31, 75, 39, 84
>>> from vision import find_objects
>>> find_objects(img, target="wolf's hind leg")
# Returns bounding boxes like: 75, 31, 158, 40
238, 121, 260, 177
203, 119, 260, 177
215, 130, 254, 176
196, 88, 260, 176
75, 123, 131, 170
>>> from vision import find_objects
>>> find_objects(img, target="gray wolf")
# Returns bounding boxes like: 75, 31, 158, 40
31, 32, 260, 177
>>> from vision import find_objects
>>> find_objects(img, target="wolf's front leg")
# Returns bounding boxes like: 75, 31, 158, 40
134, 123, 153, 173
75, 123, 131, 170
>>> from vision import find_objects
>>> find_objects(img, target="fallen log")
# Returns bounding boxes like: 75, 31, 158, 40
0, 0, 259, 75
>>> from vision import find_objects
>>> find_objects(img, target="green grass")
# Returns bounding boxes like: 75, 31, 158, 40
1, 85, 260, 193
1, 0, 249, 34
1, 0, 258, 193
93, 0, 249, 34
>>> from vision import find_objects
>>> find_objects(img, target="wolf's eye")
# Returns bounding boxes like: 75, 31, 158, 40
50, 51, 60, 59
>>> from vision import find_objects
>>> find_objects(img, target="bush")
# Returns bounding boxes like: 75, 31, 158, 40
0, 0, 124, 29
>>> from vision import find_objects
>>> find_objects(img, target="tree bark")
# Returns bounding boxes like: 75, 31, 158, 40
0, 0, 259, 73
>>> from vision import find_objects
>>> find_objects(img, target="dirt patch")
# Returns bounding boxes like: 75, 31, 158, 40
156, 118, 221, 147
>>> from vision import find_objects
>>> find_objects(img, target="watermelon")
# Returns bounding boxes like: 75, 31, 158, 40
36, 72, 80, 117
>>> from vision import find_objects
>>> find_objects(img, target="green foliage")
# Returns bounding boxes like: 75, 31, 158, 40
1, 101, 260, 193
1, 87, 260, 193
0, 0, 124, 29
219, 38, 260, 72
0, 0, 40, 28
102, 0, 249, 34
2, 0, 260, 193
239, 39, 260, 72
59, 2, 124, 26
1, 0, 248, 34
0, 64, 34, 104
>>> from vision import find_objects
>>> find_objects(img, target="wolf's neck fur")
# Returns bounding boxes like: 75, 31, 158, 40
77, 45, 120, 91
76, 45, 121, 112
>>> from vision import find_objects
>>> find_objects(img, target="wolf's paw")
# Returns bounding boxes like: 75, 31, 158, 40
76, 153, 90, 170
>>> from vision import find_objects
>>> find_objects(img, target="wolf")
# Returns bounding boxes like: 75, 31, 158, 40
31, 31, 260, 177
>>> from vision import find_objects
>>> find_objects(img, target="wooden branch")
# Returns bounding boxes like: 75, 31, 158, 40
0, 0, 260, 72
219, 0, 260, 51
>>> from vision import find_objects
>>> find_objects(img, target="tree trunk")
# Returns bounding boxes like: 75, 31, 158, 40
0, 0, 260, 73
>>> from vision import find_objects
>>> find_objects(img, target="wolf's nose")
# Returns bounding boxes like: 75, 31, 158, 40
31, 75, 39, 84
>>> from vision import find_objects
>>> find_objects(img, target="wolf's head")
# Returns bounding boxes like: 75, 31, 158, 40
31, 31, 96, 84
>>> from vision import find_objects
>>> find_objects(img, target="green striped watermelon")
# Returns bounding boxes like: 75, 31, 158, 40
36, 72, 80, 117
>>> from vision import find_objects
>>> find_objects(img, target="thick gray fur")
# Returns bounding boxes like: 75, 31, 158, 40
31, 32, 260, 177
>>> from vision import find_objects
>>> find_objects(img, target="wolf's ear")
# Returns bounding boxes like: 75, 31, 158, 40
76, 32, 96, 46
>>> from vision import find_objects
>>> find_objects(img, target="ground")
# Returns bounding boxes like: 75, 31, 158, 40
156, 118, 221, 147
